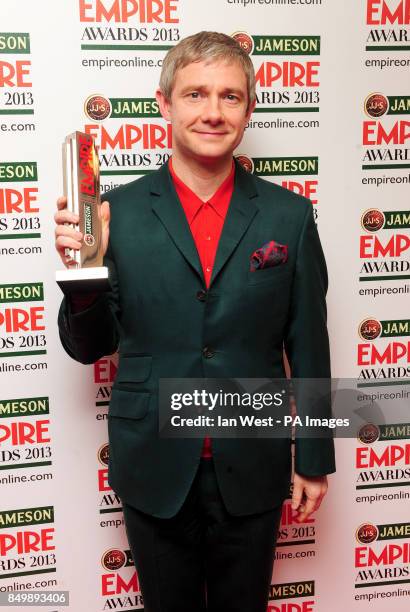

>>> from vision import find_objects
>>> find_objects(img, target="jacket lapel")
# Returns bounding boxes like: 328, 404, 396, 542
150, 160, 259, 288
150, 163, 204, 283
210, 161, 259, 287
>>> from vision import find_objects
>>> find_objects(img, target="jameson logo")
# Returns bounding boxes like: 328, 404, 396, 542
0, 506, 53, 528
360, 422, 410, 442
365, 93, 410, 117
0, 396, 49, 418
361, 209, 410, 232
0, 33, 30, 54
232, 33, 320, 56
236, 155, 318, 177
85, 94, 160, 121
83, 202, 95, 247
0, 283, 43, 303
356, 523, 410, 544
110, 97, 160, 117
0, 163, 37, 182
84, 202, 93, 235
379, 423, 410, 440
359, 318, 410, 340
269, 580, 314, 600
101, 548, 134, 571
370, 521, 410, 541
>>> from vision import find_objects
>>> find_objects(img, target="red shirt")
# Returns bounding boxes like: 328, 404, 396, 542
169, 158, 235, 457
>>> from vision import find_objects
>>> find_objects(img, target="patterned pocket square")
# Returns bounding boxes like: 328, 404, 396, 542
250, 240, 288, 272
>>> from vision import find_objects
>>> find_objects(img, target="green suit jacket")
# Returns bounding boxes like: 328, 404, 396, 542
58, 159, 336, 518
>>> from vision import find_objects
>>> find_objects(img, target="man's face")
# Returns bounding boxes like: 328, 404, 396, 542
156, 59, 255, 163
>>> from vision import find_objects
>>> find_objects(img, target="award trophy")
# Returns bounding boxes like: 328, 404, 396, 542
56, 131, 110, 293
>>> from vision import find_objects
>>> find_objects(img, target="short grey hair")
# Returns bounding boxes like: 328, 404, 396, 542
159, 31, 256, 110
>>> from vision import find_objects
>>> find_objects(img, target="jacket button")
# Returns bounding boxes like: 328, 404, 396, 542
203, 346, 215, 359
196, 290, 207, 302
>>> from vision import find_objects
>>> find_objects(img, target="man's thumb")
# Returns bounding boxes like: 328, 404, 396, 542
100, 200, 110, 226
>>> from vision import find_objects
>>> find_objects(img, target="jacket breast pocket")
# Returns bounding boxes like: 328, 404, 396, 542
109, 388, 151, 420
248, 262, 292, 287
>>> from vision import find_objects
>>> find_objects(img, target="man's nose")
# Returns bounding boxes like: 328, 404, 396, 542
201, 95, 224, 124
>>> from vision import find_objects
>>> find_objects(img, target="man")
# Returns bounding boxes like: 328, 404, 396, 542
55, 31, 335, 612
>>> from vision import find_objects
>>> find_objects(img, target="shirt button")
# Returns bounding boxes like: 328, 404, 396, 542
206, 235, 212, 241
203, 347, 215, 359
206, 266, 211, 273
196, 290, 207, 302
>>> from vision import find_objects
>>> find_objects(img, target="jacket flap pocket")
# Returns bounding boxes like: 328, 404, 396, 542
116, 355, 152, 383
109, 389, 151, 420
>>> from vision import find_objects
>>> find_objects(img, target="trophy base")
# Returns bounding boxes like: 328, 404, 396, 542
56, 266, 110, 294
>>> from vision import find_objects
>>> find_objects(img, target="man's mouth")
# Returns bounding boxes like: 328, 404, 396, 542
193, 131, 228, 136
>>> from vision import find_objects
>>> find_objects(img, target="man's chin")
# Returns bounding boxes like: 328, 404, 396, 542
191, 144, 236, 162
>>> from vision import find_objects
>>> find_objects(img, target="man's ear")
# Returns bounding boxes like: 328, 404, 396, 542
155, 88, 171, 121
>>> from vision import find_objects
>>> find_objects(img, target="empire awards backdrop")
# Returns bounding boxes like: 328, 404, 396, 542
1, 1, 410, 610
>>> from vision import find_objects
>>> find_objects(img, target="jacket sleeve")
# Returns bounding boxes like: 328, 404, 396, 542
57, 240, 121, 364
284, 202, 336, 476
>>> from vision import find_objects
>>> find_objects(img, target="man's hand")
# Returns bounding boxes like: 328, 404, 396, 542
291, 472, 328, 523
54, 196, 110, 267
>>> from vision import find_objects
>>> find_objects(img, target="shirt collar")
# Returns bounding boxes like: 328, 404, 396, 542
168, 157, 235, 225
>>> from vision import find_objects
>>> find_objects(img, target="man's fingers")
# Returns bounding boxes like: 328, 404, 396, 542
56, 196, 68, 210
296, 494, 321, 522
55, 224, 82, 241
291, 481, 303, 510
100, 200, 110, 222
55, 235, 82, 253
54, 209, 80, 225
99, 201, 110, 255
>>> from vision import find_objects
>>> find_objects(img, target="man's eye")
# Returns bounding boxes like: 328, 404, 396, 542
226, 94, 239, 101
189, 92, 200, 99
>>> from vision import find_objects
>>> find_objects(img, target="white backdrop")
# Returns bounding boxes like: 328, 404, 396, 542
1, 1, 410, 610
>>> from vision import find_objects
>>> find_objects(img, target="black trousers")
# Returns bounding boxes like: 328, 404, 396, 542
122, 458, 283, 612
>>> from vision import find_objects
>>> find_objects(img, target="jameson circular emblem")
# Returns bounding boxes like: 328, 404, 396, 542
84, 94, 111, 121
358, 318, 382, 341
101, 549, 126, 571
236, 154, 254, 173
231, 32, 254, 55
356, 523, 378, 544
98, 443, 110, 466
358, 423, 380, 445
84, 233, 95, 247
361, 208, 385, 233
364, 93, 388, 118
